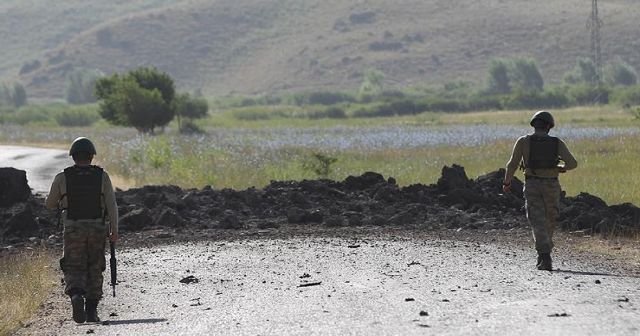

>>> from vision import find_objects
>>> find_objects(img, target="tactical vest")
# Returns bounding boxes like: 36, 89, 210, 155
64, 165, 103, 220
527, 135, 559, 170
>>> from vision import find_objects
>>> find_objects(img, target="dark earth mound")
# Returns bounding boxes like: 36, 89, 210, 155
1, 165, 639, 250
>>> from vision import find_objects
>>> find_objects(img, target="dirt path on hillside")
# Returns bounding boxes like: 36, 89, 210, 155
15, 230, 640, 336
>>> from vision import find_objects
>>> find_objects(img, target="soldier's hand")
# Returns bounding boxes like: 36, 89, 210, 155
109, 232, 119, 242
502, 182, 511, 193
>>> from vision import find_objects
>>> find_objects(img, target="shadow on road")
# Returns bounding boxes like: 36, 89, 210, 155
553, 269, 639, 278
102, 318, 168, 326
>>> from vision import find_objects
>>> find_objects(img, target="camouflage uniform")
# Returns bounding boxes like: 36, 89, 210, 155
46, 167, 118, 301
505, 129, 577, 259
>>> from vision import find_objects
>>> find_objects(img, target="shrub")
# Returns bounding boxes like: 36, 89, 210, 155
563, 57, 598, 84
54, 107, 100, 127
302, 152, 338, 178
604, 60, 638, 86
66, 68, 102, 104
290, 91, 354, 106
610, 85, 640, 106
502, 90, 569, 110
567, 85, 610, 105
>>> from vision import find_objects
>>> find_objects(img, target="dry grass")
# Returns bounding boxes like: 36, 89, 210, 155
0, 251, 57, 336
569, 234, 640, 269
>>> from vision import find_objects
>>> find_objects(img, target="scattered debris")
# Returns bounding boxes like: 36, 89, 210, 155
405, 298, 415, 302
109, 312, 118, 317
347, 244, 361, 248
417, 324, 430, 328
180, 275, 199, 284
547, 313, 571, 317
86, 330, 95, 334
617, 297, 630, 302
419, 311, 429, 316
407, 261, 421, 266
298, 281, 322, 288
300, 273, 311, 279
172, 304, 178, 308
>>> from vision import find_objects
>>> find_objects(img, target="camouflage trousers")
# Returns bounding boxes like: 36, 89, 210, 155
524, 178, 561, 254
61, 219, 107, 300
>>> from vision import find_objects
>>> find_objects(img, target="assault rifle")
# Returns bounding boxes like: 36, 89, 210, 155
110, 241, 117, 297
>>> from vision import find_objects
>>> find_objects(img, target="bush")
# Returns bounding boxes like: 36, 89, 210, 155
604, 60, 638, 86
2, 106, 51, 125
502, 90, 569, 110
290, 91, 355, 106
424, 98, 463, 113
66, 68, 102, 104
610, 85, 640, 106
54, 107, 100, 127
567, 85, 610, 105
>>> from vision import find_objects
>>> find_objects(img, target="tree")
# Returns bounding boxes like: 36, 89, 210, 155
604, 60, 638, 86
563, 58, 598, 84
510, 59, 544, 92
95, 67, 176, 134
0, 82, 27, 107
487, 59, 511, 94
173, 92, 209, 133
66, 68, 102, 104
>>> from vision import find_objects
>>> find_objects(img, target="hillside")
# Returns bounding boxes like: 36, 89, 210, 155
3, 0, 640, 99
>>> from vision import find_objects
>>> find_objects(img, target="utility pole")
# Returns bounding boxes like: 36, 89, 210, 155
588, 0, 603, 85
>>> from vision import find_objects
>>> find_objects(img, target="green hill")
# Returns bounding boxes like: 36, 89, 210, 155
2, 0, 639, 99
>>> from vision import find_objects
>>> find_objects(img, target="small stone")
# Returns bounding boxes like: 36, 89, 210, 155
419, 311, 429, 316
595, 279, 601, 284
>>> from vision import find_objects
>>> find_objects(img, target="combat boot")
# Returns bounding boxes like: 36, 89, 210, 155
85, 299, 100, 322
537, 253, 552, 271
70, 294, 86, 323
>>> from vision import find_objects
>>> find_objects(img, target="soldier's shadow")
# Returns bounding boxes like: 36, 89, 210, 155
102, 318, 168, 326
552, 269, 640, 278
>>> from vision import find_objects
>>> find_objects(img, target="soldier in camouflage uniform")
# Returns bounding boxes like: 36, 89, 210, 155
502, 111, 577, 271
46, 137, 119, 323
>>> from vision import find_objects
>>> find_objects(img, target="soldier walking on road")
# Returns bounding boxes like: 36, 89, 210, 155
46, 137, 119, 323
502, 111, 577, 271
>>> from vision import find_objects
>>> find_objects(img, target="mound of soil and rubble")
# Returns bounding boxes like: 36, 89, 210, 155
1, 164, 639, 249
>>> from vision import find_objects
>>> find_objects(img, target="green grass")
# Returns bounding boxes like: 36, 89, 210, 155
101, 131, 640, 206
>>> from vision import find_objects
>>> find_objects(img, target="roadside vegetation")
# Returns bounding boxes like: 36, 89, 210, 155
0, 251, 57, 336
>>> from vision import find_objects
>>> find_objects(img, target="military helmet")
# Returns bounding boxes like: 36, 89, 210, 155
69, 137, 97, 156
530, 110, 555, 129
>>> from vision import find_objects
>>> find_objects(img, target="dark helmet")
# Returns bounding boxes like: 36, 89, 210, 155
530, 111, 555, 129
69, 137, 97, 156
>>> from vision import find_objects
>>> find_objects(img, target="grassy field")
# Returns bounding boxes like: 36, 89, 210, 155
0, 251, 57, 336
1, 105, 639, 205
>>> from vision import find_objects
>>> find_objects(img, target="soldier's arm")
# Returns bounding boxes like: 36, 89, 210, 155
102, 172, 119, 238
504, 137, 524, 184
558, 139, 577, 171
45, 173, 64, 210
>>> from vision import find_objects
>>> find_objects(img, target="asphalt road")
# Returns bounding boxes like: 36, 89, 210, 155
0, 145, 70, 194
16, 231, 640, 336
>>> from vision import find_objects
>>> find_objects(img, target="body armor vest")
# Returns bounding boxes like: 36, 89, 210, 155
64, 165, 103, 220
527, 135, 559, 170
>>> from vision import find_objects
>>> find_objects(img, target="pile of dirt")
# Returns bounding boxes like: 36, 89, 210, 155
1, 165, 639, 249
